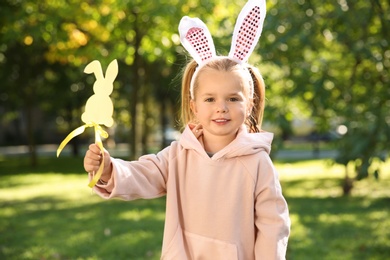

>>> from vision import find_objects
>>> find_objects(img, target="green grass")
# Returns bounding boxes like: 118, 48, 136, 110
0, 156, 389, 259
277, 160, 390, 259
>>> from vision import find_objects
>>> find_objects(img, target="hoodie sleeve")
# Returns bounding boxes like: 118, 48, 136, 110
89, 146, 170, 200
254, 152, 290, 259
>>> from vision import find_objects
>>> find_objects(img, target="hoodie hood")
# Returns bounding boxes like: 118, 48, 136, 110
179, 125, 273, 160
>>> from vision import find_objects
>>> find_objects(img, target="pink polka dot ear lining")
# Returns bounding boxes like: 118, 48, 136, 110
186, 27, 214, 62
179, 0, 266, 66
231, 6, 262, 62
228, 0, 266, 64
179, 16, 216, 65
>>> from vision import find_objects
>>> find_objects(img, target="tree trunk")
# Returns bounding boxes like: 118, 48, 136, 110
141, 85, 151, 155
26, 105, 37, 167
129, 9, 142, 160
160, 100, 168, 149
342, 165, 353, 196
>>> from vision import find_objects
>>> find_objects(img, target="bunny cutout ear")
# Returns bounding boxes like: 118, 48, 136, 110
105, 59, 118, 83
179, 16, 216, 65
84, 59, 118, 83
229, 0, 267, 63
84, 60, 104, 80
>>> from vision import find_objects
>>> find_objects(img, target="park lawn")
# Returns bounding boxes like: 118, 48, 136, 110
277, 159, 390, 259
0, 156, 389, 260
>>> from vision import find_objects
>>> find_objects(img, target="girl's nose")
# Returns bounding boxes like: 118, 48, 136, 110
216, 101, 228, 113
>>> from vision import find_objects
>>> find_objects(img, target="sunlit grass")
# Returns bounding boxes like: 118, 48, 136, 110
0, 156, 389, 259
275, 159, 390, 260
0, 157, 165, 260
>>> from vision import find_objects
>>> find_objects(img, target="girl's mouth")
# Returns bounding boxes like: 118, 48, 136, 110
213, 119, 230, 124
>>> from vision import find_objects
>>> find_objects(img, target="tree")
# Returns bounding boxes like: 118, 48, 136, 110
0, 1, 70, 165
0, 0, 236, 161
2, 0, 387, 190
262, 0, 390, 194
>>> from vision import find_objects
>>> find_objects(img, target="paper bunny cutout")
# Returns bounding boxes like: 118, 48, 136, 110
179, 0, 266, 68
179, 0, 266, 98
57, 59, 118, 188
81, 59, 118, 127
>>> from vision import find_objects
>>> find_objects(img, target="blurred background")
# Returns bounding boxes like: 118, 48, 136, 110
0, 0, 389, 259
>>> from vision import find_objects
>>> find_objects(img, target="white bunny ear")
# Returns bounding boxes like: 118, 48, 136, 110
105, 59, 118, 83
229, 0, 267, 63
179, 16, 216, 65
84, 60, 104, 80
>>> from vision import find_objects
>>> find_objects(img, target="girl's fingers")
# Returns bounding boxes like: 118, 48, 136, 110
190, 124, 203, 138
84, 144, 103, 172
89, 143, 101, 154
85, 150, 101, 161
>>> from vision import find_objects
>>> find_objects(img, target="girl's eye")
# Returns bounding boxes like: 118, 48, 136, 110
205, 98, 214, 102
229, 97, 240, 102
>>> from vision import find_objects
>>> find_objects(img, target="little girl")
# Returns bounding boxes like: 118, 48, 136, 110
84, 0, 290, 259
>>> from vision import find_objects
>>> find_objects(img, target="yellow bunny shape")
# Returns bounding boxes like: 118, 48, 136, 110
81, 59, 118, 127
57, 59, 118, 188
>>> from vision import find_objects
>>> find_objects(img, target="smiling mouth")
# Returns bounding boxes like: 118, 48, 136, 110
213, 119, 230, 123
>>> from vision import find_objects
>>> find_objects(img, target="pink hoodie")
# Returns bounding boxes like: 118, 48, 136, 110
90, 125, 290, 259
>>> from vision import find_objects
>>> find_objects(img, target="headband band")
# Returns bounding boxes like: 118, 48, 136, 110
179, 0, 266, 99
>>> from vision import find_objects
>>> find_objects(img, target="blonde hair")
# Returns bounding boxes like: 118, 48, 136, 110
180, 58, 265, 133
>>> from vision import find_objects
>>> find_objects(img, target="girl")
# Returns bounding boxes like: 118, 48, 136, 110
84, 0, 290, 259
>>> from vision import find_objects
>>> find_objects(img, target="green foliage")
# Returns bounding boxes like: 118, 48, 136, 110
0, 0, 389, 182
261, 0, 390, 184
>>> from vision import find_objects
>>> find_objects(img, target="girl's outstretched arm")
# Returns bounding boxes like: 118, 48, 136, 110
84, 143, 112, 182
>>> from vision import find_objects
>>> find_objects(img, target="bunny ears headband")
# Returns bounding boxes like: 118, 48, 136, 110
179, 0, 267, 99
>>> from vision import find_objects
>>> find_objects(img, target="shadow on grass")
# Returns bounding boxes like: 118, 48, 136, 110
0, 195, 166, 260
0, 156, 86, 175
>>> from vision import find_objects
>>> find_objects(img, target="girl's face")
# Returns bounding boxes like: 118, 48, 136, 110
190, 69, 252, 147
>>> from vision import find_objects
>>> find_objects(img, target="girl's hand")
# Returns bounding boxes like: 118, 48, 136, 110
189, 123, 203, 139
84, 143, 112, 182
